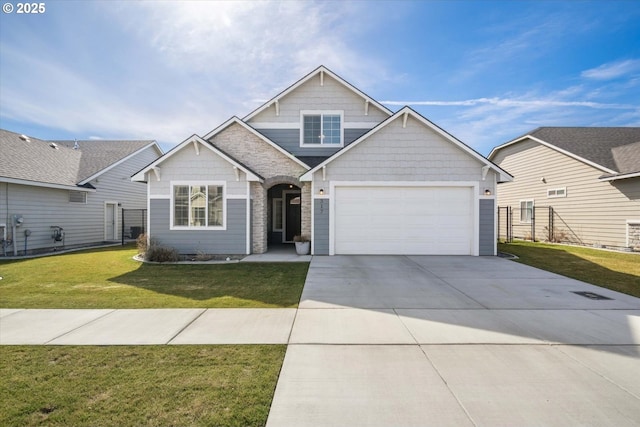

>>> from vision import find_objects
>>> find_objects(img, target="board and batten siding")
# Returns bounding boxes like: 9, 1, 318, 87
255, 128, 370, 158
313, 198, 330, 255
150, 199, 247, 254
1, 145, 159, 254
479, 199, 495, 255
492, 139, 640, 248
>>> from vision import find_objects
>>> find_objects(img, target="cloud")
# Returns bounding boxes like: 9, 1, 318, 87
381, 97, 636, 109
581, 59, 640, 80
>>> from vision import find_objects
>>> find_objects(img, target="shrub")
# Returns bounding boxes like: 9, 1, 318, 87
136, 233, 148, 255
145, 243, 179, 263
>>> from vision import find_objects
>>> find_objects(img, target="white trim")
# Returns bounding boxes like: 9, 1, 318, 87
146, 182, 151, 247
300, 107, 512, 182
600, 171, 640, 182
249, 121, 377, 130
246, 181, 251, 254
328, 181, 479, 256
149, 194, 170, 199
79, 142, 162, 185
243, 66, 393, 122
519, 199, 534, 224
227, 194, 249, 199
300, 110, 345, 148
546, 187, 567, 198
272, 198, 284, 231
170, 181, 227, 231
626, 219, 640, 248
282, 190, 301, 243
132, 134, 264, 183
0, 177, 96, 192
489, 135, 618, 175
310, 180, 315, 255
104, 201, 119, 241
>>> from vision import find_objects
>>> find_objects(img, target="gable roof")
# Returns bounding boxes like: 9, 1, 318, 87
488, 127, 640, 180
131, 134, 264, 183
0, 129, 84, 190
300, 106, 512, 182
203, 117, 310, 169
1, 129, 159, 191
242, 65, 393, 122
52, 139, 161, 185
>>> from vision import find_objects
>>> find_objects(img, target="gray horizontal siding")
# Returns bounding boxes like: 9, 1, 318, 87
150, 198, 247, 254
479, 199, 495, 256
256, 128, 369, 158
314, 199, 330, 255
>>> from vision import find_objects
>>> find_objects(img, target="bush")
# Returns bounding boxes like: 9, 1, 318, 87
145, 242, 180, 263
136, 233, 148, 254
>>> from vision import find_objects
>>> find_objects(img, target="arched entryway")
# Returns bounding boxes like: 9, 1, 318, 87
267, 182, 301, 248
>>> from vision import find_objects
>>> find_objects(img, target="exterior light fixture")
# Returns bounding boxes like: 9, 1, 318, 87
319, 188, 324, 195
484, 189, 492, 196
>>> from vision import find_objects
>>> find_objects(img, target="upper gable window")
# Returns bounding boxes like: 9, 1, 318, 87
300, 110, 343, 146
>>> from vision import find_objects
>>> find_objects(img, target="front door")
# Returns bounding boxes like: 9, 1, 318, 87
105, 203, 117, 240
284, 192, 301, 242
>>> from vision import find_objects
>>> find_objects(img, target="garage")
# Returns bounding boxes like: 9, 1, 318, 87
334, 186, 475, 255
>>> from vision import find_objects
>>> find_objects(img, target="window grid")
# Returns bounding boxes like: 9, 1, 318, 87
173, 184, 224, 228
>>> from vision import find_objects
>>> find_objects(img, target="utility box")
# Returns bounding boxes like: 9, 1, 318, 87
13, 215, 24, 226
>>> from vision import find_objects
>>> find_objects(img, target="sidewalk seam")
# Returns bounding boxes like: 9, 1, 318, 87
166, 309, 208, 344
44, 309, 117, 344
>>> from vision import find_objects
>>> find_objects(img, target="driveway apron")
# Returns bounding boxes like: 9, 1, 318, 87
266, 255, 640, 427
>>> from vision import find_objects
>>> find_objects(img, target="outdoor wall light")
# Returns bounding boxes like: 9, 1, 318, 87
319, 188, 324, 195
484, 189, 492, 196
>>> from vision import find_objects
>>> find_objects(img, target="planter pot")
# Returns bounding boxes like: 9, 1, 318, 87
295, 241, 310, 255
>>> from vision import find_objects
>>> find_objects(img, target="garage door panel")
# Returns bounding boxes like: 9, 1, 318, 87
334, 186, 474, 255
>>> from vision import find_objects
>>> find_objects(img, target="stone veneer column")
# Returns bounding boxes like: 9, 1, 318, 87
301, 182, 312, 238
251, 182, 267, 254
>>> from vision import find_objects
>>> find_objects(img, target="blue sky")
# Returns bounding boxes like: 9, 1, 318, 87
1, 0, 639, 155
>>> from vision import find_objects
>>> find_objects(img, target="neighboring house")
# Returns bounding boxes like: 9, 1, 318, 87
488, 127, 640, 250
132, 66, 511, 256
0, 129, 162, 255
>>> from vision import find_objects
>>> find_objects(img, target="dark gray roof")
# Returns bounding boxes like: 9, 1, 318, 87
296, 156, 326, 168
529, 127, 640, 174
0, 129, 156, 187
53, 139, 155, 182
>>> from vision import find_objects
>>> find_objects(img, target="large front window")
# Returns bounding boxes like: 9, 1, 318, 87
301, 111, 343, 146
173, 184, 224, 228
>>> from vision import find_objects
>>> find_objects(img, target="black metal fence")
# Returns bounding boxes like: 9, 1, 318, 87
498, 206, 555, 242
121, 209, 146, 245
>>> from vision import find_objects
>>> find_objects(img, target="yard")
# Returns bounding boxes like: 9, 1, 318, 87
0, 345, 285, 427
0, 245, 308, 308
499, 241, 640, 298
0, 245, 306, 426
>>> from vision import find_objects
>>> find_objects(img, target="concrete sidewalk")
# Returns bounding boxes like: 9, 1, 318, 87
2, 255, 640, 426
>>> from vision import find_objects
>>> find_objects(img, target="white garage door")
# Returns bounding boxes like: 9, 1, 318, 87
334, 186, 474, 255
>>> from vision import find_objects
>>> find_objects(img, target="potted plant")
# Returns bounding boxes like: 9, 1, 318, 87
293, 235, 311, 255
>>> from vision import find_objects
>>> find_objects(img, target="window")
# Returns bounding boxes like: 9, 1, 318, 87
69, 191, 87, 203
272, 198, 283, 231
301, 111, 343, 146
520, 200, 534, 223
547, 187, 567, 198
173, 183, 224, 228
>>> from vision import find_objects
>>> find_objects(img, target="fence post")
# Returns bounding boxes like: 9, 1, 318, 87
121, 209, 125, 246
549, 206, 554, 242
531, 206, 535, 242
508, 206, 512, 242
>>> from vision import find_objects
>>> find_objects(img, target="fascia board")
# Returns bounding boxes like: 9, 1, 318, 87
204, 117, 310, 169
0, 177, 96, 192
242, 66, 393, 122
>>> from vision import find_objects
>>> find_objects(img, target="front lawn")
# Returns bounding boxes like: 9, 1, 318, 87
0, 245, 308, 308
499, 241, 640, 298
0, 345, 285, 427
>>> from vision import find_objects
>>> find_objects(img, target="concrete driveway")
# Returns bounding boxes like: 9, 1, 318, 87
267, 255, 640, 427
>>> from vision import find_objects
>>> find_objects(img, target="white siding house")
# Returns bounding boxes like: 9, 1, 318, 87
0, 129, 162, 255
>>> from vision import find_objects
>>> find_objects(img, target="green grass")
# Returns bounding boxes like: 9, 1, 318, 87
0, 245, 308, 308
499, 241, 640, 298
0, 345, 285, 427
